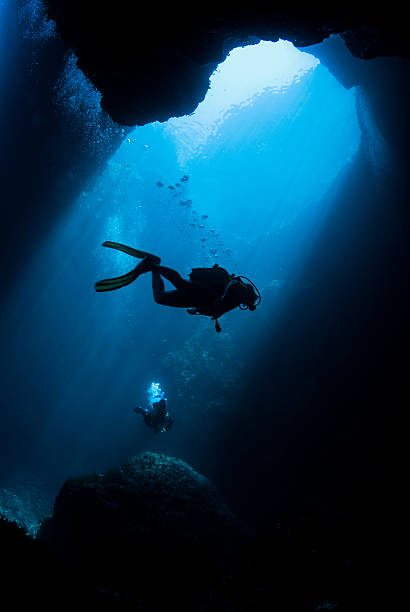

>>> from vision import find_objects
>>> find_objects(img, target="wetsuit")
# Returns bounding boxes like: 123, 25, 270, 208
152, 266, 244, 318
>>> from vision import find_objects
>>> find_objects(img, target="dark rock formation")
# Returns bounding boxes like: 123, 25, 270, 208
38, 452, 250, 604
4, 494, 383, 610
0, 515, 116, 606
44, 2, 410, 126
0, 3, 127, 299
308, 35, 410, 169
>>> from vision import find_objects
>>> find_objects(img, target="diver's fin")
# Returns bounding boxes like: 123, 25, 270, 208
95, 271, 138, 292
95, 259, 147, 292
102, 241, 160, 264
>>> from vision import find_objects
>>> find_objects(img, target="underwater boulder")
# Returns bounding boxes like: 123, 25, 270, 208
38, 452, 250, 601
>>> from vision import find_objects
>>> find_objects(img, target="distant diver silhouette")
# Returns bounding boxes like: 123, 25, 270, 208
134, 398, 174, 434
95, 241, 261, 331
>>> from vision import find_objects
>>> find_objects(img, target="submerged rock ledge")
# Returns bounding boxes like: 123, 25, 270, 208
38, 452, 250, 604
2, 452, 382, 609
39, 451, 247, 548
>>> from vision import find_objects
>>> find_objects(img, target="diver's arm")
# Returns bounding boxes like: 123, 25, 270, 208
209, 280, 243, 319
210, 300, 237, 319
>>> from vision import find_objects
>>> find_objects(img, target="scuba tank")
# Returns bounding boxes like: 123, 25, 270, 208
189, 264, 232, 295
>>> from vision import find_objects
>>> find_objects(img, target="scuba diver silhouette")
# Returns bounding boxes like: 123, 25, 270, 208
134, 398, 174, 434
95, 241, 261, 331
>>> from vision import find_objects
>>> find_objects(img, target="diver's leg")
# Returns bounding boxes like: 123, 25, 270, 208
152, 269, 166, 302
152, 268, 193, 307
154, 265, 188, 289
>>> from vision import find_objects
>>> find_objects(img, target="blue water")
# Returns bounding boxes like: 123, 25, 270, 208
0, 32, 361, 524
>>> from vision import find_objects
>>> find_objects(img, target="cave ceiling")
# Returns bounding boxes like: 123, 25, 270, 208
44, 2, 410, 126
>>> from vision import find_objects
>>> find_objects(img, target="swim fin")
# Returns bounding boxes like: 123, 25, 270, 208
95, 263, 143, 292
95, 243, 161, 292
102, 241, 160, 263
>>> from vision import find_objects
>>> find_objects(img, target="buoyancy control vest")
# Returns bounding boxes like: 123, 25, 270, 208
188, 264, 261, 332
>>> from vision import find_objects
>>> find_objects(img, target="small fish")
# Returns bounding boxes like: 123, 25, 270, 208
156, 181, 164, 187
168, 185, 175, 190
202, 214, 208, 220
180, 174, 189, 182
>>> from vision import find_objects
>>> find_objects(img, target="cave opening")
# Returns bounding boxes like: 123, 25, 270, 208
0, 8, 406, 608
0, 34, 365, 506
83, 38, 361, 293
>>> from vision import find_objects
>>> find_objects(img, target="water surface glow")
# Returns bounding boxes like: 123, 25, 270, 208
164, 40, 320, 163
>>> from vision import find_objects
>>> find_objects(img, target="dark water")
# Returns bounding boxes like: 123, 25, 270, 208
1, 2, 398, 533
